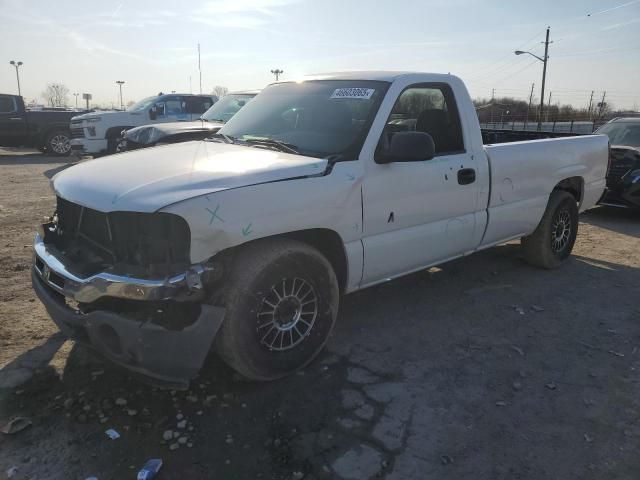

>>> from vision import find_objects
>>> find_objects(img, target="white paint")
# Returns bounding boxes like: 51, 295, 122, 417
53, 141, 328, 213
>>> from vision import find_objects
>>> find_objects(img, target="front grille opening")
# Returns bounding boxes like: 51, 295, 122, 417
48, 271, 65, 289
49, 197, 191, 277
35, 257, 44, 272
70, 128, 85, 139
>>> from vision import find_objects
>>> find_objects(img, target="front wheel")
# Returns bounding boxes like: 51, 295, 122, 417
45, 130, 71, 157
215, 238, 339, 380
521, 190, 579, 269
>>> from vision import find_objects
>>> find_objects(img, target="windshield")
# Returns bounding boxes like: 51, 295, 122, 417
202, 94, 256, 123
596, 122, 640, 147
127, 96, 159, 112
218, 80, 389, 159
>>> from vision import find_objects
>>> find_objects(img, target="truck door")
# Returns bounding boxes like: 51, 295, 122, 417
0, 95, 27, 146
361, 83, 480, 284
185, 96, 214, 120
154, 95, 190, 122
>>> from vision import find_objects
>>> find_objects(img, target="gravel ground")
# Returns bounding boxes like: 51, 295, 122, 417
1, 148, 639, 480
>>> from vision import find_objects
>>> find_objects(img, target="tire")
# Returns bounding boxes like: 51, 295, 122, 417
521, 190, 579, 269
215, 238, 340, 380
115, 137, 128, 153
45, 130, 71, 157
106, 137, 118, 155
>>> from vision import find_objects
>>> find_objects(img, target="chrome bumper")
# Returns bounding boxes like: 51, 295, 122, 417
33, 233, 207, 304
31, 233, 224, 388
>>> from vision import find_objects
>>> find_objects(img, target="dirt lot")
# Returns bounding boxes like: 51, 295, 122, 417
1, 148, 639, 480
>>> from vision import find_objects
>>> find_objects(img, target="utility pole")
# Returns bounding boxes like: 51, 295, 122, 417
189, 76, 192, 94
514, 27, 551, 130
525, 82, 535, 129
597, 91, 607, 119
538, 27, 550, 130
9, 60, 23, 97
198, 43, 202, 94
271, 69, 284, 81
116, 80, 125, 110
490, 88, 495, 125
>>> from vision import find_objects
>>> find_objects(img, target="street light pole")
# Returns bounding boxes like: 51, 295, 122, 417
515, 26, 551, 131
73, 92, 79, 108
116, 80, 125, 110
9, 60, 23, 97
270, 69, 284, 81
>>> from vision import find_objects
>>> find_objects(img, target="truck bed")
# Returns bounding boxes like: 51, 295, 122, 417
480, 135, 609, 247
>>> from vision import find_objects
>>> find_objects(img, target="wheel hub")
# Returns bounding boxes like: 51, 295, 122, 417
257, 278, 318, 351
274, 297, 302, 329
551, 209, 571, 253
51, 135, 70, 154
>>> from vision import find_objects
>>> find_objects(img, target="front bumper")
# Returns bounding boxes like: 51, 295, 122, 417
33, 233, 202, 303
32, 234, 225, 387
70, 138, 107, 155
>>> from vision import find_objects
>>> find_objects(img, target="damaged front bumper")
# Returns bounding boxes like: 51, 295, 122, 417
31, 234, 225, 388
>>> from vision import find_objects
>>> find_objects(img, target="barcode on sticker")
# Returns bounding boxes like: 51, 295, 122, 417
330, 88, 375, 99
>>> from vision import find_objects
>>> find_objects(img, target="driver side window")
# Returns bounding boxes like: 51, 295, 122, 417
379, 84, 464, 155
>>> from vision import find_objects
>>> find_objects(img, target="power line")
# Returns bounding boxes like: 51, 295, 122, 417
465, 26, 548, 81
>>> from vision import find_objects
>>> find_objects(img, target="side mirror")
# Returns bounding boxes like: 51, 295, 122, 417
375, 131, 435, 164
149, 106, 157, 120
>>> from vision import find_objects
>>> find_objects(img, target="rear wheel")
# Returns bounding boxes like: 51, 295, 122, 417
215, 238, 339, 380
521, 190, 579, 269
45, 130, 71, 157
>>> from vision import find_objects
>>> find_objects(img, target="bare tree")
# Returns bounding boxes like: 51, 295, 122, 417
211, 85, 229, 99
42, 83, 70, 107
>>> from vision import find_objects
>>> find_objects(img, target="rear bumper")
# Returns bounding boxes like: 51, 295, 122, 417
32, 269, 224, 388
599, 188, 640, 209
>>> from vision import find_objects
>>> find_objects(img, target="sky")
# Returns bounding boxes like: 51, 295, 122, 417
1, 0, 639, 110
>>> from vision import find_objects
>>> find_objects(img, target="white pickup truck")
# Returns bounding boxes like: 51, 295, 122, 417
32, 72, 608, 387
69, 93, 217, 156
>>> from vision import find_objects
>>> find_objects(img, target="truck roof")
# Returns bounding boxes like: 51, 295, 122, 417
608, 116, 640, 123
293, 71, 454, 82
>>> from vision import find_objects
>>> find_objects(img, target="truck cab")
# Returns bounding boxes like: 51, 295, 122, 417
0, 95, 27, 147
0, 93, 82, 156
70, 93, 217, 156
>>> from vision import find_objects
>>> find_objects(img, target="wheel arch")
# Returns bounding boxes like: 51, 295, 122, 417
553, 176, 584, 206
214, 228, 349, 294
40, 125, 70, 147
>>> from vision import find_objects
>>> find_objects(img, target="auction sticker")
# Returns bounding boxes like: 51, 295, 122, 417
330, 88, 375, 99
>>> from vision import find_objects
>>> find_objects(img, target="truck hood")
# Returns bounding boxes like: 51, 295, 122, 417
71, 110, 148, 125
125, 120, 223, 145
52, 141, 327, 213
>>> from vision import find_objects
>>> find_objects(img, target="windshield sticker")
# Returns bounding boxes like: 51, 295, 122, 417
330, 88, 375, 100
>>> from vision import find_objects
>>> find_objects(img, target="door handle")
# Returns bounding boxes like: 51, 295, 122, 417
457, 168, 476, 185
9, 117, 23, 121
